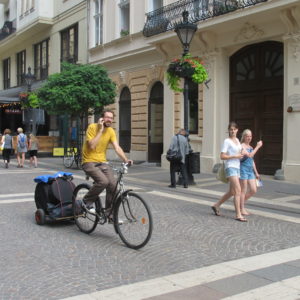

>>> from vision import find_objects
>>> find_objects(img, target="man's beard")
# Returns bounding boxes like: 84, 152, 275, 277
104, 122, 112, 127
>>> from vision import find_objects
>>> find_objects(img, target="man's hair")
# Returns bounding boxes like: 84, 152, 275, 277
101, 109, 114, 118
178, 128, 186, 135
17, 127, 23, 133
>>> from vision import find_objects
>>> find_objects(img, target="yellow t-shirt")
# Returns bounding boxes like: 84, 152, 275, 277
82, 123, 117, 163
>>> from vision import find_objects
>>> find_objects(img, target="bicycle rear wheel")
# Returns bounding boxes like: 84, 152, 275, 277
63, 150, 74, 168
115, 192, 153, 249
76, 153, 83, 170
73, 184, 98, 234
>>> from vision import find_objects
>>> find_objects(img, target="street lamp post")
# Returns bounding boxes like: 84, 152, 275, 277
24, 66, 35, 92
175, 11, 197, 185
24, 66, 36, 135
175, 11, 197, 132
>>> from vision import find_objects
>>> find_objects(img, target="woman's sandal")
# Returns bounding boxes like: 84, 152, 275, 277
235, 217, 248, 222
211, 206, 220, 216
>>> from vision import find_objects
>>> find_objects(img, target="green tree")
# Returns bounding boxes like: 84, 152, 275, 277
37, 62, 116, 154
37, 62, 116, 117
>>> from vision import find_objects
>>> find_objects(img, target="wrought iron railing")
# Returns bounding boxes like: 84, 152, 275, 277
143, 0, 268, 37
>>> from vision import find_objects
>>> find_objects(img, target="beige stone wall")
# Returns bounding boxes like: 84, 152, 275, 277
109, 66, 205, 162
110, 66, 166, 155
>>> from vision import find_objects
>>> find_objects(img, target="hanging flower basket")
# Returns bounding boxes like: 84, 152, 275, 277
19, 92, 40, 109
166, 54, 208, 92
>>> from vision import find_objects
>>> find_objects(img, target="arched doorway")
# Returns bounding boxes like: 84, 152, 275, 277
230, 41, 283, 175
119, 87, 131, 153
148, 81, 164, 162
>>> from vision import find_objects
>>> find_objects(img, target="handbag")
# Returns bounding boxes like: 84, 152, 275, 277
216, 162, 228, 184
0, 142, 4, 151
166, 135, 182, 162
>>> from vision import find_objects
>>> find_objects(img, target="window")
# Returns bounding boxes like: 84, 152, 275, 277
152, 0, 163, 11
188, 80, 198, 134
61, 24, 78, 63
16, 50, 26, 86
34, 39, 49, 80
119, 87, 131, 152
94, 0, 103, 45
119, 0, 130, 37
3, 58, 11, 89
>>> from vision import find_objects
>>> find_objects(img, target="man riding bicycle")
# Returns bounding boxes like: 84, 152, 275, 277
82, 109, 133, 213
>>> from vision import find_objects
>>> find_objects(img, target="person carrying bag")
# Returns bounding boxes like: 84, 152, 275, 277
167, 129, 189, 188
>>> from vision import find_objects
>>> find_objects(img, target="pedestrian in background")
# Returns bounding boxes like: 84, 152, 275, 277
240, 129, 263, 215
168, 128, 189, 188
212, 122, 247, 222
28, 133, 39, 168
16, 127, 27, 168
1, 128, 13, 169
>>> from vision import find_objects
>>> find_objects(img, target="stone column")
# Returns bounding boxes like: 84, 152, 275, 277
281, 34, 300, 182
201, 49, 230, 173
161, 74, 175, 169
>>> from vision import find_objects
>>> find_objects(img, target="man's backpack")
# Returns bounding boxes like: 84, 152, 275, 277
19, 134, 26, 148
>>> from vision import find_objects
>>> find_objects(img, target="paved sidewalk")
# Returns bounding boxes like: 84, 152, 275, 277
1, 157, 299, 300
62, 246, 300, 300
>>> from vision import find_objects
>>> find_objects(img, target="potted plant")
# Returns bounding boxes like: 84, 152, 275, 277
166, 54, 208, 92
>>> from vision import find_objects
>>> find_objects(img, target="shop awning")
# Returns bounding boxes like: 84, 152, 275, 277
0, 80, 46, 104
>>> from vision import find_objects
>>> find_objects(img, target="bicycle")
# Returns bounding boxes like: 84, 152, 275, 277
72, 163, 153, 249
63, 147, 82, 169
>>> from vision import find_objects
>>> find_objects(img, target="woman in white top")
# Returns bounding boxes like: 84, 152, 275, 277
212, 122, 247, 222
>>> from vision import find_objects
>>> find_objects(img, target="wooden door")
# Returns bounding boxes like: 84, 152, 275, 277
230, 41, 283, 175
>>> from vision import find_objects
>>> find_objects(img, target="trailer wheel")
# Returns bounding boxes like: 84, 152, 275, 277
35, 209, 45, 225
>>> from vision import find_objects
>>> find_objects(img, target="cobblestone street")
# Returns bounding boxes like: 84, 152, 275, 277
0, 158, 299, 300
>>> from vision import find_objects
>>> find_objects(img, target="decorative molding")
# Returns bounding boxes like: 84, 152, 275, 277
155, 43, 169, 61
234, 22, 264, 42
280, 8, 300, 35
291, 35, 300, 62
283, 34, 300, 62
119, 71, 126, 84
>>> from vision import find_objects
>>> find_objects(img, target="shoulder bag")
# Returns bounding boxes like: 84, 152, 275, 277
166, 135, 182, 163
216, 162, 228, 184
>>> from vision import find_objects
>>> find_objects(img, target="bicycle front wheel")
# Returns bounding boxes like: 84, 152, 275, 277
73, 184, 98, 234
115, 192, 153, 249
63, 151, 74, 168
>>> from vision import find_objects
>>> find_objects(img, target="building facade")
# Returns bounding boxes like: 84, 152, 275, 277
88, 0, 300, 183
0, 0, 87, 148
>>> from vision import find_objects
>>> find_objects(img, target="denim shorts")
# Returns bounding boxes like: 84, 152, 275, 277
225, 167, 240, 178
240, 167, 256, 180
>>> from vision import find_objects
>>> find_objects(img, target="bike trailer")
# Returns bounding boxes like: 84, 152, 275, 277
33, 172, 76, 225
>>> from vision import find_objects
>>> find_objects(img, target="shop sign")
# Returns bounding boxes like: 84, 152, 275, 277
4, 108, 22, 114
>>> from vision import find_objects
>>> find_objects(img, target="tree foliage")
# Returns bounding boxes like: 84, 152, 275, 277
37, 62, 116, 117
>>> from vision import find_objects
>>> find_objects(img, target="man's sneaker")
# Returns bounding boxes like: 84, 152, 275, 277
86, 205, 96, 214
83, 200, 96, 214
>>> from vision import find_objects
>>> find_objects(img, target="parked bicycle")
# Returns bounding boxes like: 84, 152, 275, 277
63, 147, 82, 169
72, 163, 153, 249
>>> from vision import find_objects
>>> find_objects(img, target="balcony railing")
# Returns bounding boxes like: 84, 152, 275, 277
143, 0, 268, 37
0, 19, 16, 41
